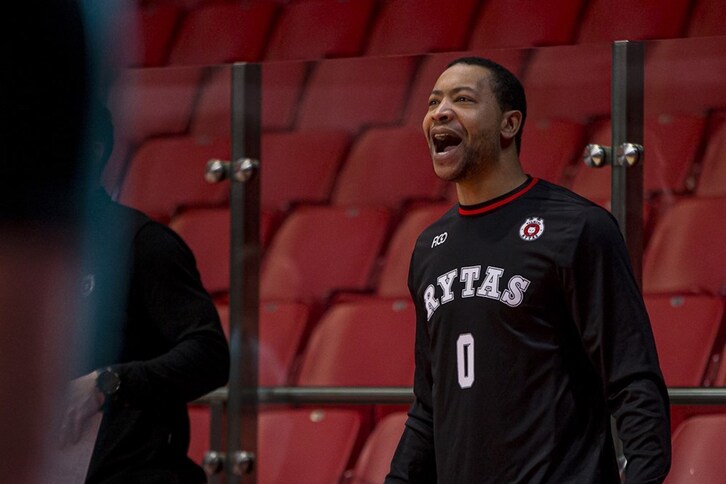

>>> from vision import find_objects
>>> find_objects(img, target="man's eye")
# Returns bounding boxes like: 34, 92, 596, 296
428, 99, 439, 106
457, 96, 472, 102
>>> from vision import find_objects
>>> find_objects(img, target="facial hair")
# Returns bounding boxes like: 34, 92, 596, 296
446, 131, 500, 184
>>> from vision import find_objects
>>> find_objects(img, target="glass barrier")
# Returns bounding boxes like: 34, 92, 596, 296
95, 35, 726, 482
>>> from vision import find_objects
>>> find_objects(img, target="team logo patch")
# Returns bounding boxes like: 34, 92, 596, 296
519, 217, 544, 241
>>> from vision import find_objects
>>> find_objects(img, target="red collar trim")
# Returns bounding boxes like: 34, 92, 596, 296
458, 178, 539, 216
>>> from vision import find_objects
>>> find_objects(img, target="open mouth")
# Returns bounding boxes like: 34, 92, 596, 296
432, 132, 462, 154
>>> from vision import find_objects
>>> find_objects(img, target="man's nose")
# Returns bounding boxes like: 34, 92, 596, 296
431, 100, 453, 122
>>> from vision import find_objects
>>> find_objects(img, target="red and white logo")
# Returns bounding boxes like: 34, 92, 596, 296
519, 217, 544, 241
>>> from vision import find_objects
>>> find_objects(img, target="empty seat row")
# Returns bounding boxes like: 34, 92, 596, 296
107, 37, 726, 165
128, 0, 725, 68
187, 408, 726, 483
169, 198, 726, 393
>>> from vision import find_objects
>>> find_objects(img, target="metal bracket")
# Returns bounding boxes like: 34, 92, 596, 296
582, 144, 611, 168
615, 143, 643, 167
231, 451, 256, 476
204, 158, 260, 184
202, 450, 225, 476
582, 143, 643, 168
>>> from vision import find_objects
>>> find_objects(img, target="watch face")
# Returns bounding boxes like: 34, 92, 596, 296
97, 369, 120, 395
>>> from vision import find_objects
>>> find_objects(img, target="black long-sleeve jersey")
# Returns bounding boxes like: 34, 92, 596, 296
387, 177, 671, 483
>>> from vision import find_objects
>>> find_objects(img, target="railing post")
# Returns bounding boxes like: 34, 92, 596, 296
226, 62, 261, 484
611, 41, 645, 286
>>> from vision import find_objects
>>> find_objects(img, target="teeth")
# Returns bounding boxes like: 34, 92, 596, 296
434, 133, 448, 140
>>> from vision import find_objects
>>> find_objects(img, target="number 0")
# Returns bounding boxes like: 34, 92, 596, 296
457, 333, 474, 389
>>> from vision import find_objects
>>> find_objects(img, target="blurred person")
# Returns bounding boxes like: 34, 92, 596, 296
1, 0, 90, 482
387, 57, 670, 483
57, 102, 230, 483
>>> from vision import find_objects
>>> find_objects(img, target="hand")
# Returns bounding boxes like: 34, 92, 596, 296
58, 371, 104, 447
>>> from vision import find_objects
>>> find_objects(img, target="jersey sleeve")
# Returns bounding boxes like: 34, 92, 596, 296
560, 207, 671, 482
109, 222, 230, 406
386, 250, 437, 483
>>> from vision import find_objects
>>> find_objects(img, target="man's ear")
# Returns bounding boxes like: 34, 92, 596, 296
500, 110, 523, 142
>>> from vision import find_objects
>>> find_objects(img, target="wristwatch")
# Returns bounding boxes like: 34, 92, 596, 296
96, 367, 121, 397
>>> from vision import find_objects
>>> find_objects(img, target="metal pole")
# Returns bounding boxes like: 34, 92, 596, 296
196, 385, 726, 406
226, 63, 261, 484
611, 41, 645, 286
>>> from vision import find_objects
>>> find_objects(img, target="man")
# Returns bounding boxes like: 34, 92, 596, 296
58, 103, 230, 483
387, 57, 671, 483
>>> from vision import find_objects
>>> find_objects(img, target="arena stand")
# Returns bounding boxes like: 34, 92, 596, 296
103, 0, 726, 482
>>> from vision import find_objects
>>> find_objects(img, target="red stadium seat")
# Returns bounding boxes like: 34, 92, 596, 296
350, 412, 408, 484
169, 207, 230, 296
695, 114, 726, 198
576, 0, 690, 43
216, 302, 309, 387
191, 62, 308, 136
187, 404, 210, 466
402, 50, 527, 127
644, 294, 724, 387
189, 406, 362, 481
520, 119, 585, 184
109, 66, 203, 146
469, 0, 582, 49
365, 0, 478, 56
258, 409, 361, 484
296, 299, 416, 387
264, 0, 375, 60
645, 37, 726, 115
666, 415, 726, 484
644, 197, 726, 295
716, 346, 726, 386
167, 2, 277, 65
297, 56, 416, 133
330, 127, 445, 209
687, 0, 726, 37
260, 205, 391, 304
170, 206, 276, 295
376, 203, 452, 299
118, 135, 229, 222
131, 2, 181, 67
262, 130, 350, 212
524, 43, 611, 123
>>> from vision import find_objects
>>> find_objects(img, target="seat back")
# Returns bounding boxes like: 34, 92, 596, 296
296, 56, 416, 133
469, 0, 582, 49
365, 0, 478, 55
577, 0, 690, 43
167, 2, 276, 65
258, 409, 361, 484
645, 294, 724, 386
297, 299, 416, 387
118, 135, 229, 221
260, 206, 390, 303
350, 412, 409, 484
666, 415, 726, 484
331, 127, 444, 209
264, 0, 375, 60
644, 197, 726, 295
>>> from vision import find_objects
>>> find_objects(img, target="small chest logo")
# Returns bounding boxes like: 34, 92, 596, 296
519, 217, 544, 241
431, 232, 448, 248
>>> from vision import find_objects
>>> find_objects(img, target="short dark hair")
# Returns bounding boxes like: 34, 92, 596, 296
447, 56, 527, 153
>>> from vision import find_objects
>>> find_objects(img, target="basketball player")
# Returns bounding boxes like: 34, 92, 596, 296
386, 57, 671, 483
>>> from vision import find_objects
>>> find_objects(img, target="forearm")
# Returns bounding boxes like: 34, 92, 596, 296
611, 377, 671, 483
110, 329, 229, 406
386, 402, 437, 484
